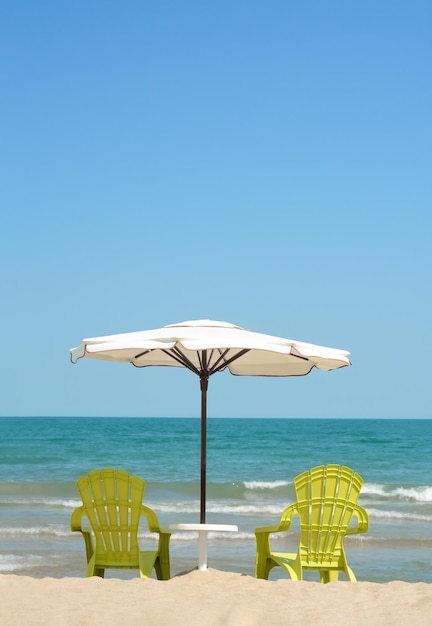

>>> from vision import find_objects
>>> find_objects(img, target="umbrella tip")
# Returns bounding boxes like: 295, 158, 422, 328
166, 319, 242, 330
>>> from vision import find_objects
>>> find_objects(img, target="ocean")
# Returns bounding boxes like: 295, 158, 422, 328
0, 417, 431, 582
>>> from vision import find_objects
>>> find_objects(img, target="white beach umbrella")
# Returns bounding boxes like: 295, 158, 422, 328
70, 319, 351, 523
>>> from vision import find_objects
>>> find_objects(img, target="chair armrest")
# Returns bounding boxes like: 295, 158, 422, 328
255, 504, 298, 579
70, 505, 86, 531
255, 524, 284, 535
255, 503, 298, 536
140, 505, 172, 537
70, 505, 94, 563
346, 504, 369, 535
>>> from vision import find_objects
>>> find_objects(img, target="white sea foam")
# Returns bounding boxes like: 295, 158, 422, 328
362, 483, 388, 496
152, 501, 199, 514
393, 486, 432, 502
362, 483, 432, 502
152, 501, 286, 515
0, 497, 80, 509
160, 530, 256, 542
0, 526, 70, 537
243, 480, 291, 490
0, 554, 43, 572
366, 507, 432, 522
0, 555, 22, 572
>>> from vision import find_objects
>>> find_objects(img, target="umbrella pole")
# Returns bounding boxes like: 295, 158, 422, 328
200, 371, 209, 524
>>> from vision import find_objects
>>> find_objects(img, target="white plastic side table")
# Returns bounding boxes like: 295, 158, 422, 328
169, 523, 238, 571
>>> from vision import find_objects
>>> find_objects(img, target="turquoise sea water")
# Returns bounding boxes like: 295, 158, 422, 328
0, 417, 431, 582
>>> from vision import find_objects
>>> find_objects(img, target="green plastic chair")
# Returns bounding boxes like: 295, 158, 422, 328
71, 468, 171, 579
255, 464, 369, 583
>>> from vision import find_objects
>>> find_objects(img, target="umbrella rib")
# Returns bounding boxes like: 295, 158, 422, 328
208, 348, 250, 375
290, 352, 309, 362
133, 346, 309, 373
133, 349, 151, 359
166, 347, 201, 375
207, 348, 230, 373
198, 350, 208, 372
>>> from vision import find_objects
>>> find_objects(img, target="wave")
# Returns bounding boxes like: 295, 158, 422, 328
351, 535, 432, 546
0, 526, 71, 537
366, 507, 432, 522
0, 524, 255, 542
362, 483, 432, 503
0, 554, 43, 573
5, 497, 430, 521
0, 497, 80, 509
242, 480, 292, 490
164, 530, 256, 542
0, 493, 288, 517
2, 483, 430, 525
153, 501, 285, 515
153, 501, 432, 522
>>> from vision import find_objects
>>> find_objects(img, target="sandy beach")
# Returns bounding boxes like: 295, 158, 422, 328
1, 569, 431, 626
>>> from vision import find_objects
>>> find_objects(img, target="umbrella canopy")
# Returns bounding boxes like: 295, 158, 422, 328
70, 319, 351, 522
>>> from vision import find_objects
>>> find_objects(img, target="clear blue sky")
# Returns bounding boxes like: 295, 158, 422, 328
1, 1, 430, 418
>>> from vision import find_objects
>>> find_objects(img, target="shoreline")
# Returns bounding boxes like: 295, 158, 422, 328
1, 569, 431, 626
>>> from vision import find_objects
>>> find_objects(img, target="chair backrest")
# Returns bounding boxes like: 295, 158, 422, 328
76, 468, 145, 558
294, 464, 364, 566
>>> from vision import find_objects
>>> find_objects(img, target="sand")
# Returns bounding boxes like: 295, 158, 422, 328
1, 569, 431, 626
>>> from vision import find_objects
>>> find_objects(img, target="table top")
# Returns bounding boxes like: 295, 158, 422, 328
169, 523, 238, 532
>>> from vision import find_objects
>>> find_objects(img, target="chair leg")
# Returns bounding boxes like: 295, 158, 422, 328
153, 556, 170, 581
156, 538, 171, 580
344, 566, 357, 582
320, 570, 328, 583
255, 557, 273, 580
85, 554, 104, 577
320, 569, 339, 583
139, 551, 160, 578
